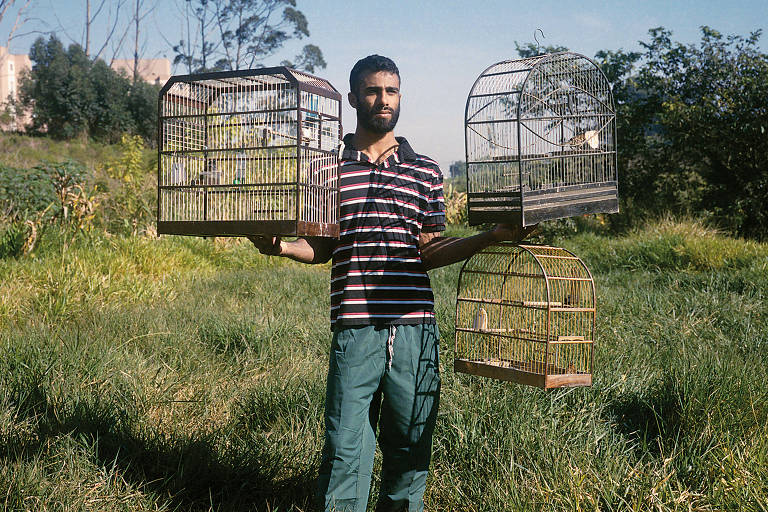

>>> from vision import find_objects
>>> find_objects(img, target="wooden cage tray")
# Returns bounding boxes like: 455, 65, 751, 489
454, 358, 592, 389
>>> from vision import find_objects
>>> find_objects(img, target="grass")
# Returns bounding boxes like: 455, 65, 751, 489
0, 133, 126, 171
0, 220, 767, 510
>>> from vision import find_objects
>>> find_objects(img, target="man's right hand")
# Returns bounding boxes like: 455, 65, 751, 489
247, 234, 283, 256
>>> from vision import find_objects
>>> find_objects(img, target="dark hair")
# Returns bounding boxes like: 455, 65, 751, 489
349, 55, 400, 96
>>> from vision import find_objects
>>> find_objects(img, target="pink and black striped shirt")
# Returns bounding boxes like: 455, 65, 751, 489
330, 134, 445, 329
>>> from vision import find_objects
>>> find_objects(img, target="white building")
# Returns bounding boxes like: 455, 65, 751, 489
0, 46, 32, 130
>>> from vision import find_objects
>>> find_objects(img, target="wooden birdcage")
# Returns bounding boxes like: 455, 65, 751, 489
157, 67, 342, 238
454, 243, 595, 388
465, 52, 618, 226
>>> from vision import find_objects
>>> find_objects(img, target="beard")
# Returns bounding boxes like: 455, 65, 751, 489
356, 101, 400, 134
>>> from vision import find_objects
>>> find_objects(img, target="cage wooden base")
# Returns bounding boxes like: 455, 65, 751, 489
454, 358, 591, 389
468, 182, 619, 226
157, 220, 338, 237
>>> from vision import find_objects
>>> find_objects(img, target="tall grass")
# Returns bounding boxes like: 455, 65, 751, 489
1, 220, 767, 510
0, 133, 126, 170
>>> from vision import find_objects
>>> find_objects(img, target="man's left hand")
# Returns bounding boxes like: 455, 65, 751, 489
491, 223, 538, 243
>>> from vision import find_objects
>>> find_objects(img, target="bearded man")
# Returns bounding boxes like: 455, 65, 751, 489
250, 55, 534, 512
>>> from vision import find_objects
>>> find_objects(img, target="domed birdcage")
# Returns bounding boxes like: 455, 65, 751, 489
465, 52, 618, 226
454, 243, 595, 388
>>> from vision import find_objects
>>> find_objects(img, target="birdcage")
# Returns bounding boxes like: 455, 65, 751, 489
465, 52, 618, 226
157, 67, 342, 237
454, 243, 594, 388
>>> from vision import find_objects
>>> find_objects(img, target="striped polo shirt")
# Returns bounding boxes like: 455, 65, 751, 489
331, 134, 446, 329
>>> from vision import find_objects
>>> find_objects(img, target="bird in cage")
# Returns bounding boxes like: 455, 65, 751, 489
473, 306, 488, 332
567, 130, 599, 149
199, 159, 221, 185
234, 154, 247, 185
170, 162, 186, 185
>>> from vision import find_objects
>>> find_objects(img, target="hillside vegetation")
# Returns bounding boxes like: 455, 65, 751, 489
1, 217, 766, 511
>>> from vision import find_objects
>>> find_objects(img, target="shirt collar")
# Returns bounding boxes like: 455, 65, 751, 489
341, 133, 418, 164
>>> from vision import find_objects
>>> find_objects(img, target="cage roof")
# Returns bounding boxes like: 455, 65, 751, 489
160, 66, 340, 103
467, 52, 611, 101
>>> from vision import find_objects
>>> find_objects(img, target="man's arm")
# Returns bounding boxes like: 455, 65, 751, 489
419, 224, 537, 271
247, 235, 335, 264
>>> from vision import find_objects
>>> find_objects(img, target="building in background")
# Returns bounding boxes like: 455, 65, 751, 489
0, 46, 171, 131
0, 46, 32, 130
110, 58, 171, 85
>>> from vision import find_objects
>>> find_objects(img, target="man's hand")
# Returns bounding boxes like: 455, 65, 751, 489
246, 235, 334, 264
491, 223, 538, 243
247, 234, 282, 256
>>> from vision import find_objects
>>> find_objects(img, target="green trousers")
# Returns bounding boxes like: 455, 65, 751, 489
317, 323, 441, 512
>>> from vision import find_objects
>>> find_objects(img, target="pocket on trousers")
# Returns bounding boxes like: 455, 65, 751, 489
329, 330, 350, 377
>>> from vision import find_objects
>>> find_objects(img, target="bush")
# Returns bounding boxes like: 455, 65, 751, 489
443, 182, 467, 225
0, 160, 88, 222
99, 134, 156, 235
0, 221, 29, 258
20, 35, 159, 144
0, 159, 99, 257
598, 27, 768, 239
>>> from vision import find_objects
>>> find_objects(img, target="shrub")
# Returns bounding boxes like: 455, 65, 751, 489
100, 134, 155, 235
0, 160, 88, 222
19, 35, 159, 144
0, 220, 29, 258
444, 183, 467, 225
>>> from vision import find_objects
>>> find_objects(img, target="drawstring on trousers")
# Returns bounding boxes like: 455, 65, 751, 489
386, 325, 397, 372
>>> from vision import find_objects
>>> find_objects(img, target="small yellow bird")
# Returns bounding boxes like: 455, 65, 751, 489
473, 307, 488, 331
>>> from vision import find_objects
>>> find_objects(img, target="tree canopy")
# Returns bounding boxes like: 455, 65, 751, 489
172, 0, 325, 73
598, 27, 768, 238
19, 35, 159, 143
512, 27, 768, 238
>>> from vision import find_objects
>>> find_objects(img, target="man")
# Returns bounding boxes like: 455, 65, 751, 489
250, 55, 534, 512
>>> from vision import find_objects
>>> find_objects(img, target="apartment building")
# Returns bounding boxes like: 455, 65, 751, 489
110, 58, 171, 85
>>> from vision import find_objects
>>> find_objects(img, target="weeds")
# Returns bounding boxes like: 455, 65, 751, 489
0, 212, 766, 510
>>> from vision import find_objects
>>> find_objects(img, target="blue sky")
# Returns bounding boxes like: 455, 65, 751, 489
2, 0, 766, 170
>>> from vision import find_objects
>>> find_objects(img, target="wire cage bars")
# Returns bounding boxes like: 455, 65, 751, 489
157, 67, 342, 237
465, 52, 618, 226
454, 244, 594, 388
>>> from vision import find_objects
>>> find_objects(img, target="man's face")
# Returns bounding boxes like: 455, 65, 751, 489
349, 71, 401, 134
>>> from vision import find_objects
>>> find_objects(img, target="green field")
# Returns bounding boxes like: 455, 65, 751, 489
1, 220, 767, 511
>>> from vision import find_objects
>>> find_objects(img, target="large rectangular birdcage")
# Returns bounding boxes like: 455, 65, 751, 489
465, 52, 618, 226
157, 67, 342, 237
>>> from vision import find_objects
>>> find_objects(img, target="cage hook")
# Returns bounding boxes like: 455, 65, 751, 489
534, 28, 545, 54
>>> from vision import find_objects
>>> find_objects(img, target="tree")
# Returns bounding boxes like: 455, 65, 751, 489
126, 78, 160, 141
597, 27, 768, 238
22, 36, 95, 138
85, 0, 127, 60
20, 35, 159, 143
514, 41, 568, 58
172, 0, 325, 73
131, 0, 157, 83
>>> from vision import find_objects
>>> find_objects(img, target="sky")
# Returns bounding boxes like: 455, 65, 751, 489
1, 0, 766, 171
